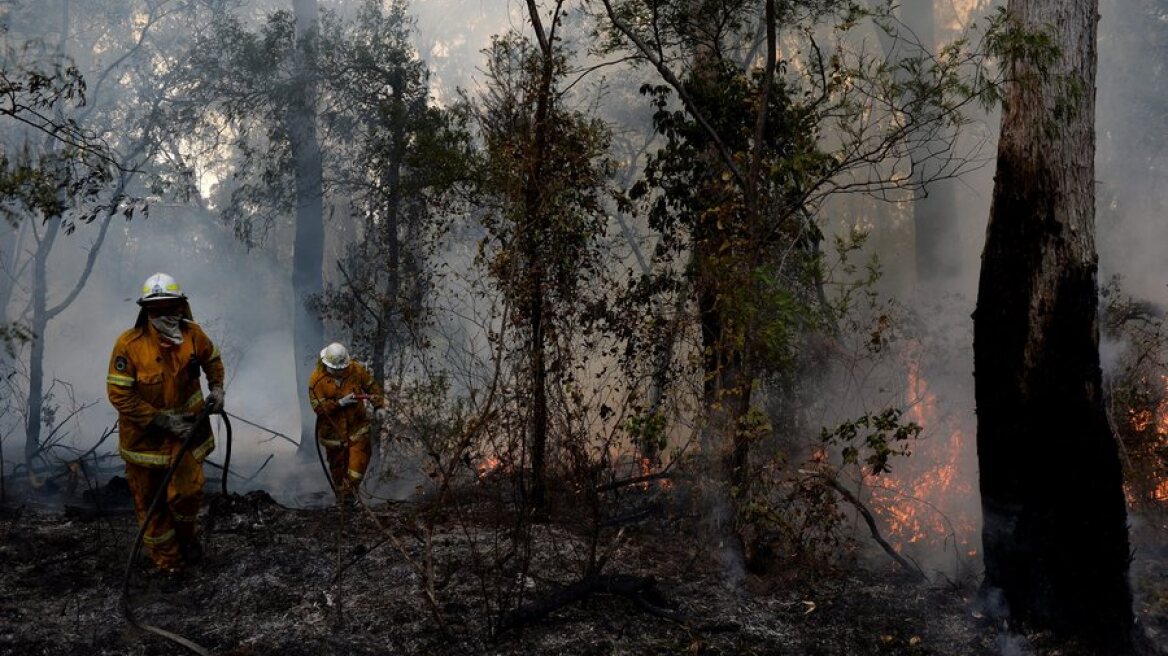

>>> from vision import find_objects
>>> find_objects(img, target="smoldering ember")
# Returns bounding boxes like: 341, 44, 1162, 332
2, 0, 1167, 655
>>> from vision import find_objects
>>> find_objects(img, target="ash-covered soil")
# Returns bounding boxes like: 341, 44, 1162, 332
0, 484, 1164, 656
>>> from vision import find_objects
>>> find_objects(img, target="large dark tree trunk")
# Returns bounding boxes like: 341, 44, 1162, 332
291, 0, 326, 456
973, 0, 1134, 647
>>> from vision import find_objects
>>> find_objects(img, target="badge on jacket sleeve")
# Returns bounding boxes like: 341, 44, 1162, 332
115, 355, 128, 372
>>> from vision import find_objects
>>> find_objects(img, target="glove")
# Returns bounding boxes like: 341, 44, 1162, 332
206, 386, 225, 413
338, 393, 358, 408
151, 413, 198, 439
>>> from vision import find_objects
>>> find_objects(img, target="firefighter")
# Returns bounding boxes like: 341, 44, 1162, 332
106, 273, 225, 573
308, 342, 383, 503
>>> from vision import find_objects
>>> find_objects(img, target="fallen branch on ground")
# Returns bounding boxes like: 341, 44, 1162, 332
597, 471, 673, 493
803, 470, 927, 582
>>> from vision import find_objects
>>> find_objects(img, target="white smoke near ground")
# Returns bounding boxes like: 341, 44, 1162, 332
0, 0, 527, 507
0, 208, 319, 500
992, 632, 1036, 656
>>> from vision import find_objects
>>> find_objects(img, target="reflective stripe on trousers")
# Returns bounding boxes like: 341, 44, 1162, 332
142, 528, 176, 546
121, 434, 214, 468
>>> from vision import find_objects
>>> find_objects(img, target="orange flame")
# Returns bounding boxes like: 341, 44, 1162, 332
865, 354, 979, 553
1116, 373, 1168, 506
1123, 375, 1168, 507
477, 456, 502, 480
1155, 479, 1168, 503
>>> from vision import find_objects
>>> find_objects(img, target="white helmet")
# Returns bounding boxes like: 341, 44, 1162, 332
137, 272, 186, 305
320, 342, 351, 371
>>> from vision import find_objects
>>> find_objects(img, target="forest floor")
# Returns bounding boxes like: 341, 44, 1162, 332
1, 478, 1165, 656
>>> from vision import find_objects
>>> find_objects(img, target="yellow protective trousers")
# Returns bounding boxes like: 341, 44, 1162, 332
323, 437, 372, 496
125, 438, 205, 571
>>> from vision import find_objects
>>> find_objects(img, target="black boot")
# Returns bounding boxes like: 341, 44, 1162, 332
179, 538, 203, 566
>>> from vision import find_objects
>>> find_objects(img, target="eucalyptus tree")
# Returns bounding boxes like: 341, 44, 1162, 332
472, 0, 613, 508
174, 2, 330, 452
0, 0, 191, 465
310, 0, 474, 392
289, 0, 326, 456
974, 0, 1135, 647
593, 0, 1001, 567
0, 49, 114, 350
175, 0, 477, 454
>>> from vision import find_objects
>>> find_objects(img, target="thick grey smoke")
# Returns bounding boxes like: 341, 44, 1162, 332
1, 2, 1160, 553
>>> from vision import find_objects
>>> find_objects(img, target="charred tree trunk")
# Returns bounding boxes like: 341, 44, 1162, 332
694, 236, 753, 574
291, 0, 326, 456
526, 257, 548, 509
973, 0, 1133, 647
689, 0, 775, 574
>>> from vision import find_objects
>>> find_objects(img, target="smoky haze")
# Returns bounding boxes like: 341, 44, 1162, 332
0, 0, 1161, 584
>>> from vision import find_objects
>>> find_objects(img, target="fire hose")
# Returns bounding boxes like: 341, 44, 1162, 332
220, 412, 233, 497
119, 406, 233, 656
119, 395, 359, 651
315, 414, 336, 497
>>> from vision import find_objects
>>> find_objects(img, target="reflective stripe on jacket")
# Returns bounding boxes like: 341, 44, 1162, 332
107, 320, 225, 468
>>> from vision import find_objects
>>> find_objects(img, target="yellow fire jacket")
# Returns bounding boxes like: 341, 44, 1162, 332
308, 361, 382, 448
106, 320, 225, 468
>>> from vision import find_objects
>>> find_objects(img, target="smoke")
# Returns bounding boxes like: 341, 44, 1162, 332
795, 0, 1005, 580
409, 1, 522, 105
972, 587, 1039, 656
992, 632, 1035, 656
0, 0, 1156, 566
1096, 0, 1168, 298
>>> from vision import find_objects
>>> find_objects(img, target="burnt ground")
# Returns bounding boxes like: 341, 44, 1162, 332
0, 483, 1165, 656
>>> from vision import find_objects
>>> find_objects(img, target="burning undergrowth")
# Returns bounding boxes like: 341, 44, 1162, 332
2, 466, 1165, 655
1101, 282, 1168, 514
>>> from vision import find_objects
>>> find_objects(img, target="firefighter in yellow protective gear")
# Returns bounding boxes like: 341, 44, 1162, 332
309, 342, 383, 502
106, 273, 225, 572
